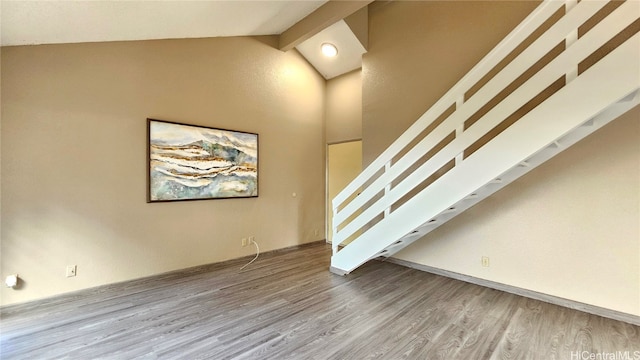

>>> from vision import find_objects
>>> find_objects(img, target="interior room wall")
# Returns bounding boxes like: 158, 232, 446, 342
363, 0, 639, 316
326, 69, 362, 144
1, 36, 326, 306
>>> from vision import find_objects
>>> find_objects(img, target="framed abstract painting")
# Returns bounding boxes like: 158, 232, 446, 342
147, 119, 258, 202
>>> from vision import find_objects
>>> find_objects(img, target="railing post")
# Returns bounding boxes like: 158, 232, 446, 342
565, 0, 578, 83
332, 204, 338, 255
384, 161, 391, 217
332, 231, 340, 255
455, 95, 465, 165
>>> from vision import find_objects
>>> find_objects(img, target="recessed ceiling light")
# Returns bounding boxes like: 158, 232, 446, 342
321, 43, 338, 57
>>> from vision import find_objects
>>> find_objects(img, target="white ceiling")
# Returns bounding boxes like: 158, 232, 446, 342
0, 0, 364, 79
0, 1, 327, 46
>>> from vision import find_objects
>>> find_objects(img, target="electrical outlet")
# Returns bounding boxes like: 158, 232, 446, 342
66, 265, 77, 277
314, 229, 320, 237
242, 238, 248, 247
481, 256, 490, 267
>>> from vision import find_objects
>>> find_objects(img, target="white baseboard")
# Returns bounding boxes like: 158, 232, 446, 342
384, 257, 640, 326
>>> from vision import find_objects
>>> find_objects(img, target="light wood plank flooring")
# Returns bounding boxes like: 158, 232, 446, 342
1, 242, 638, 359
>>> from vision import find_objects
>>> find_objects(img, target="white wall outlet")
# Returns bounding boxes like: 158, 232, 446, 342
314, 229, 320, 237
242, 238, 248, 247
248, 236, 255, 244
481, 256, 490, 267
66, 265, 77, 277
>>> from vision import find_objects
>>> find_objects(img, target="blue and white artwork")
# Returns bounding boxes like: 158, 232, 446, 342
148, 119, 258, 202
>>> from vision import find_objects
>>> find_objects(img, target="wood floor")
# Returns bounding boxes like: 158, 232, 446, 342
1, 242, 638, 360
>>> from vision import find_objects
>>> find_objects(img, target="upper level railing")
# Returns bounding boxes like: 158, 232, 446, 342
332, 0, 640, 256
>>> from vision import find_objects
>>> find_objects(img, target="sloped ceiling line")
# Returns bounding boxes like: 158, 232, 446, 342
0, 0, 370, 79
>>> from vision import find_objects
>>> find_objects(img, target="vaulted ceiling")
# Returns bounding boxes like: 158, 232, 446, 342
0, 0, 371, 79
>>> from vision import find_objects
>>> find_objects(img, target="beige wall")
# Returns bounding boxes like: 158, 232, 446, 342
363, 1, 640, 316
1, 36, 326, 306
326, 70, 362, 144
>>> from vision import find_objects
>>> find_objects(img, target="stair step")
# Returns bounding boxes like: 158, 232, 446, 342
464, 193, 479, 200
425, 219, 438, 225
442, 206, 457, 214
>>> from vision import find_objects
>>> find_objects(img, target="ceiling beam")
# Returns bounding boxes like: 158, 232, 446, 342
344, 6, 369, 50
278, 0, 373, 52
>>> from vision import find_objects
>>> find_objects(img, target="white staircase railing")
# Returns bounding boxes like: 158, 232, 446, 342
330, 0, 640, 275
